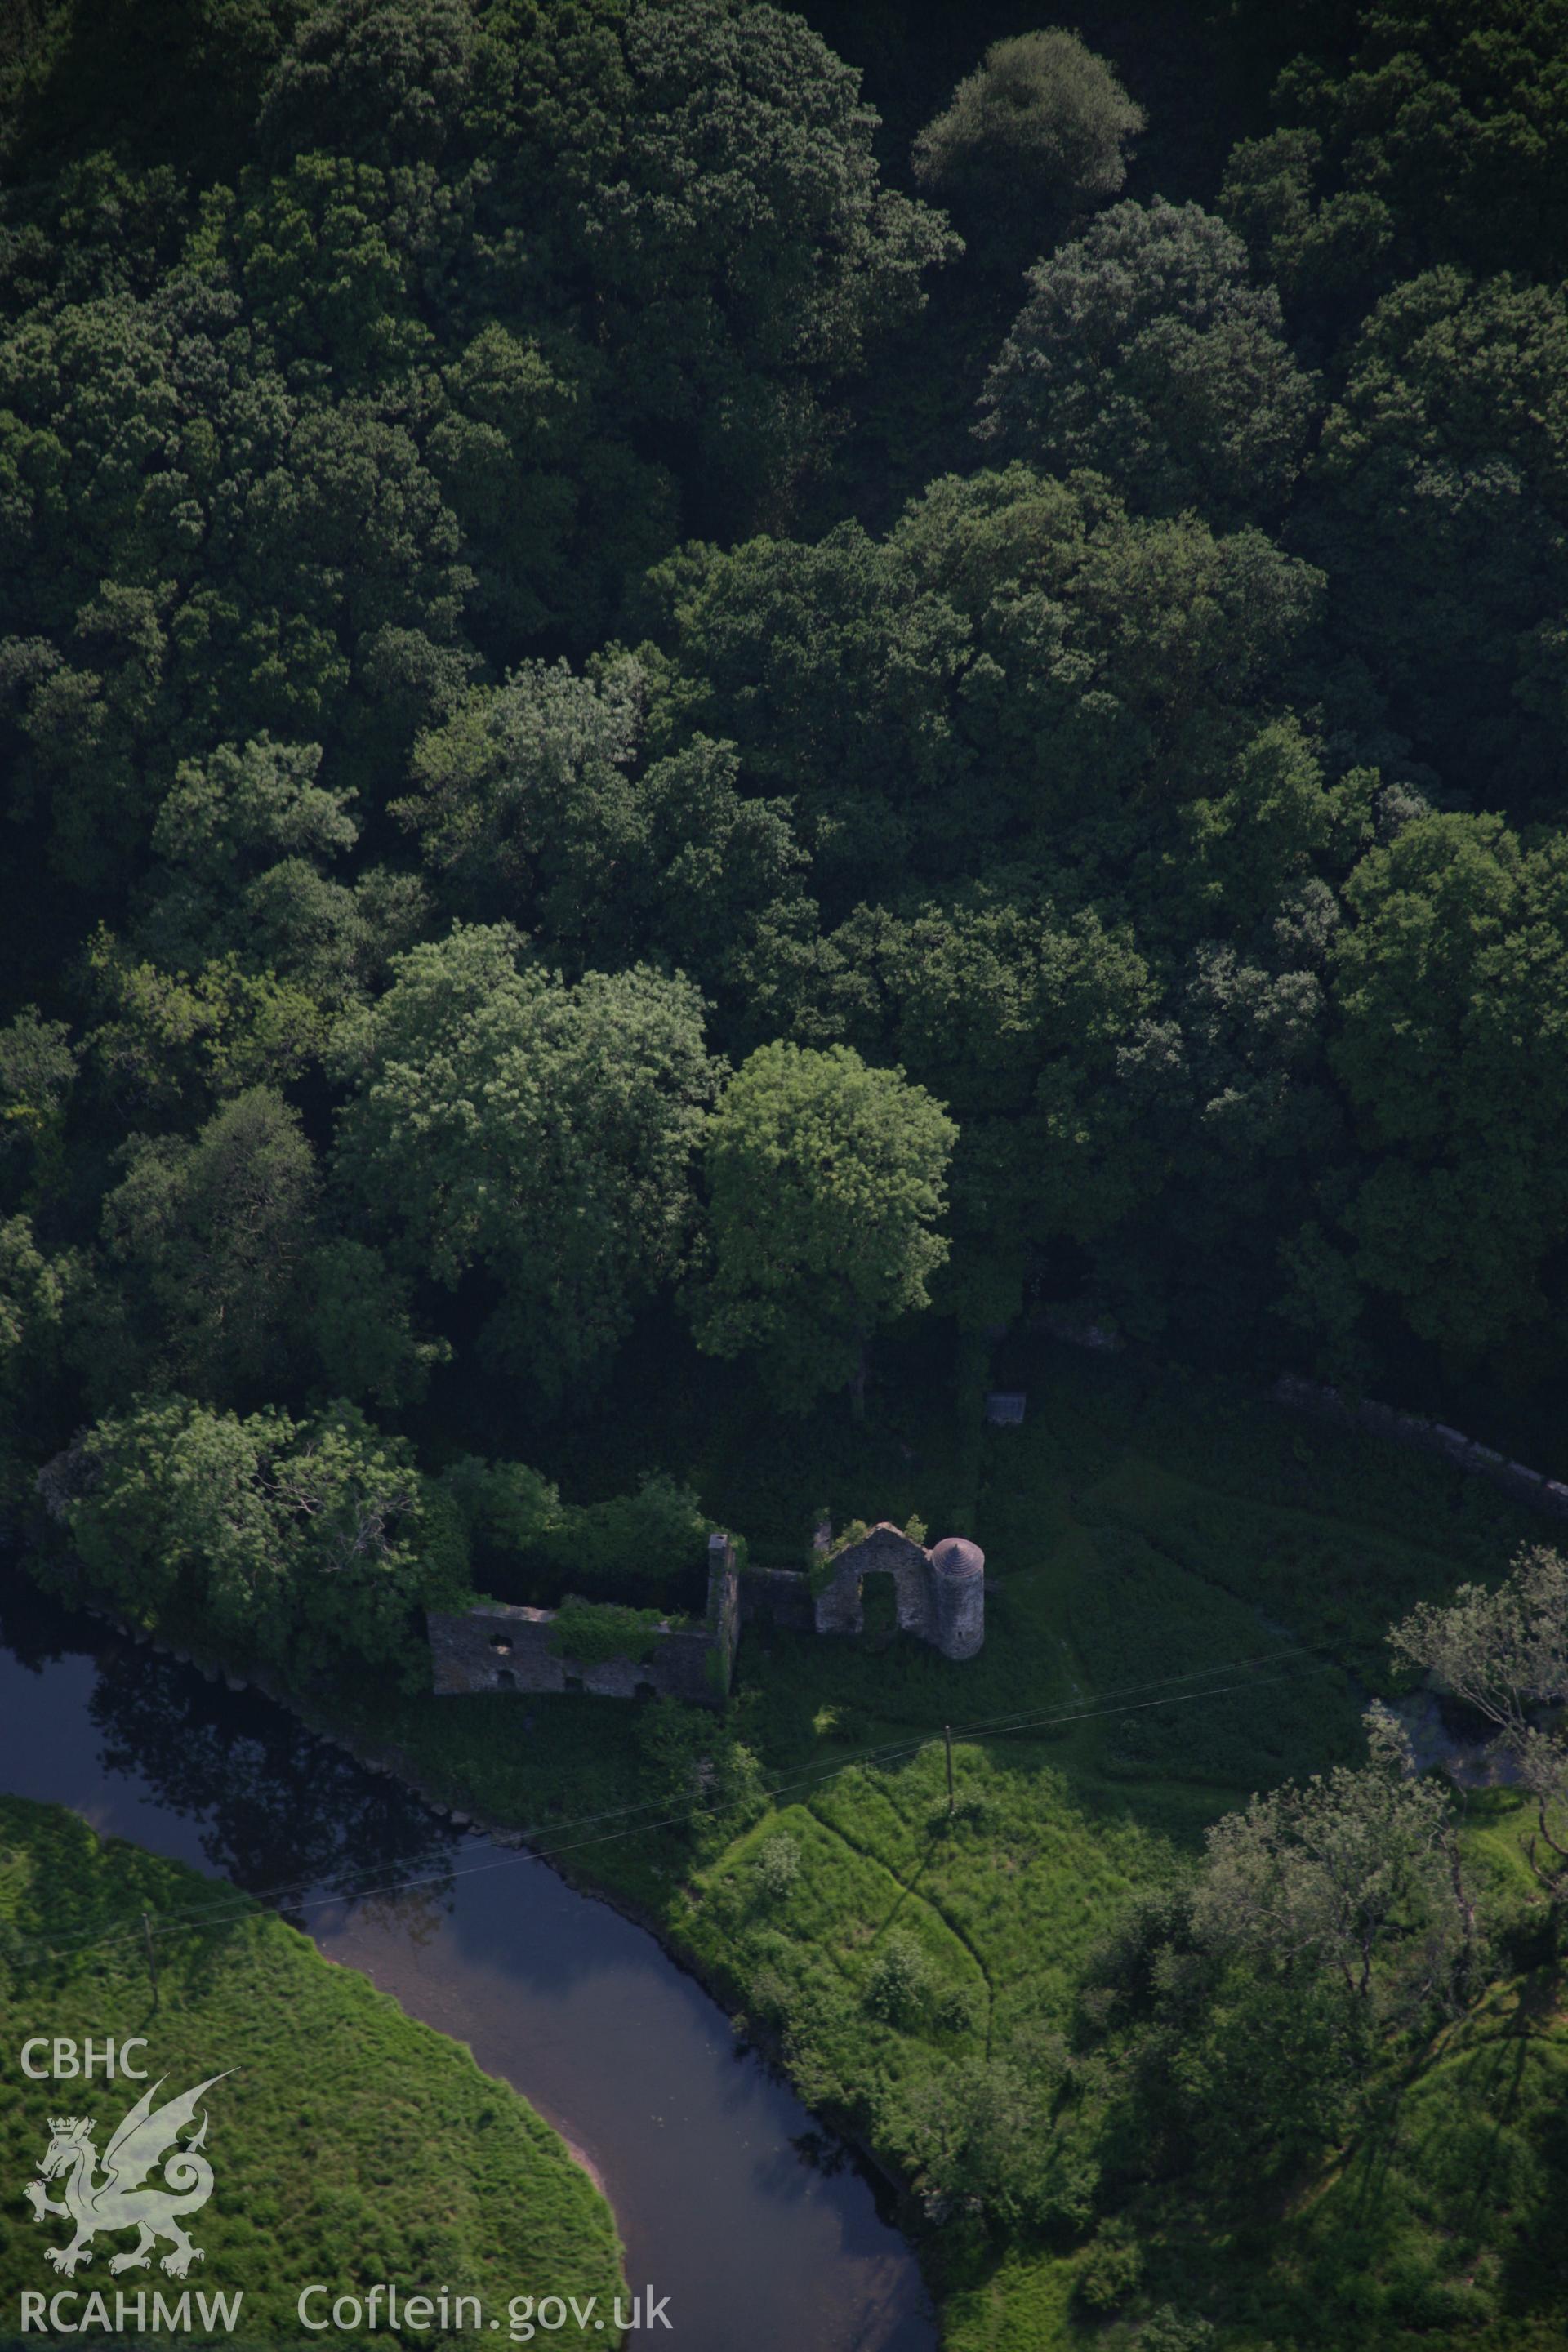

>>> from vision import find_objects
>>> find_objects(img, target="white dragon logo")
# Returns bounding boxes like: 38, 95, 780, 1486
24, 2073, 231, 2278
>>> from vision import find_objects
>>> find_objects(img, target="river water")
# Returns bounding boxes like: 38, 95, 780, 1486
0, 1571, 935, 2351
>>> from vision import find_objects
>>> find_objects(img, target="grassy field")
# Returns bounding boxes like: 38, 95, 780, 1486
0, 1798, 625, 2347
242, 1338, 1568, 2346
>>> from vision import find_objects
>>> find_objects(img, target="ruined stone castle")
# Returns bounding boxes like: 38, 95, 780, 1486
427, 1520, 985, 1709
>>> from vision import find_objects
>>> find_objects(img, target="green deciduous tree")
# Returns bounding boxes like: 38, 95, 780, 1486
0, 1207, 79, 1511
42, 1392, 457, 1677
332, 923, 717, 1390
1294, 268, 1568, 811
1119, 1934, 1365, 2203
399, 653, 644, 911
427, 323, 676, 650
1192, 1707, 1466, 2019
256, 0, 475, 166
977, 198, 1317, 524
301, 1236, 448, 1411
893, 2054, 1079, 2232
1094, 1709, 1472, 2206
1218, 127, 1397, 334
911, 29, 1143, 261
688, 1040, 956, 1415
1, 0, 301, 187
1392, 1547, 1568, 1747
1328, 813, 1568, 1361
438, 1452, 560, 1566
437, 1454, 710, 1604
1107, 939, 1343, 1355
1392, 1547, 1568, 1922
229, 860, 432, 1013
151, 734, 357, 879
473, 0, 956, 520
93, 1085, 319, 1404
0, 278, 475, 879
737, 885, 1154, 1326
398, 653, 805, 983
639, 520, 972, 889
1218, 1, 1568, 318
0, 1006, 77, 1211
82, 936, 329, 1122
133, 733, 428, 1003
644, 467, 1322, 890
0, 1211, 74, 1388
891, 470, 1323, 851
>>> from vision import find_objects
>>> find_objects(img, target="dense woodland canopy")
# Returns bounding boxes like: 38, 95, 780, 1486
2, 0, 1568, 1592
7, 7, 1568, 2344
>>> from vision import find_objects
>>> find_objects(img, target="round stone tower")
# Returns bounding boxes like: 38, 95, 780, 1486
929, 1535, 985, 1659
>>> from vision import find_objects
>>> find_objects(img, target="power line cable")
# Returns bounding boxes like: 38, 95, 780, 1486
8, 1646, 1345, 1968
11, 1637, 1319, 1956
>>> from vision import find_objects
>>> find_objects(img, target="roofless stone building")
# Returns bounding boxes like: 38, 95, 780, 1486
427, 1520, 983, 1708
808, 1522, 985, 1659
